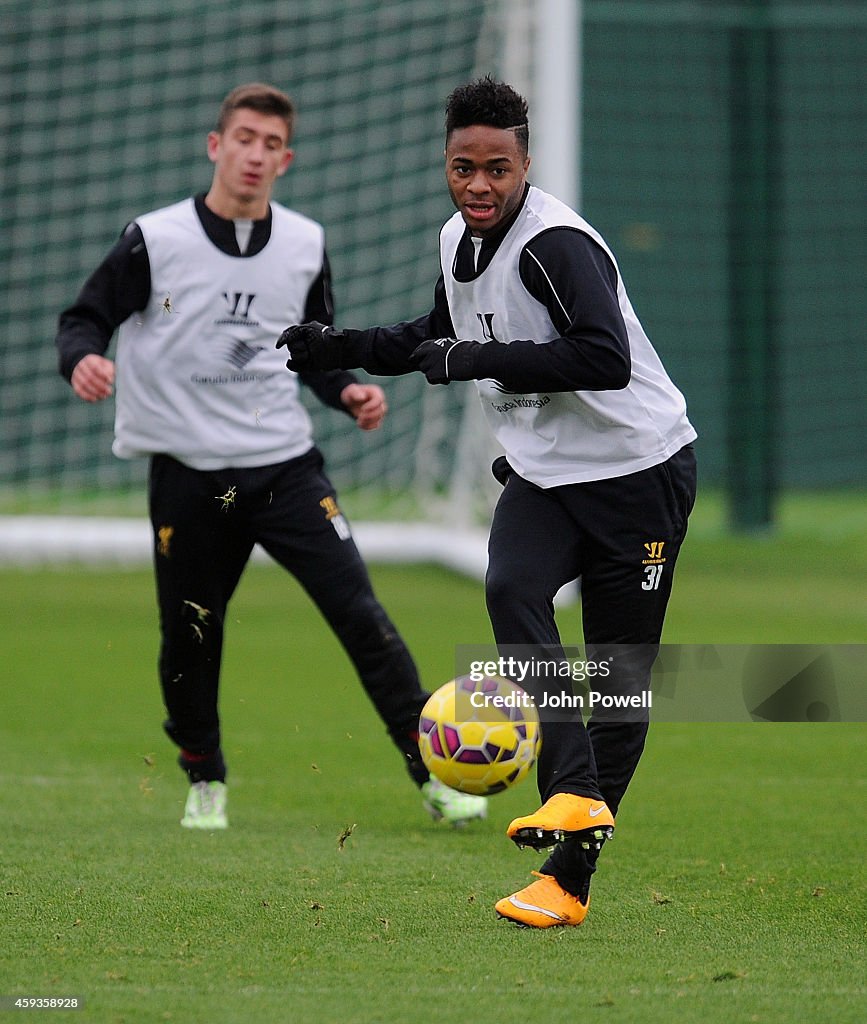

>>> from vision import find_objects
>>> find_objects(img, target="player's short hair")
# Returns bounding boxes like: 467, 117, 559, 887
445, 76, 529, 156
216, 83, 296, 144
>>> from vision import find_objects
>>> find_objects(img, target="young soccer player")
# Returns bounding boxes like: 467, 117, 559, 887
277, 77, 697, 927
56, 82, 487, 831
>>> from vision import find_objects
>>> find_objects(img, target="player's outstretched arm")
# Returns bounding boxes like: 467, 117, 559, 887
278, 278, 456, 378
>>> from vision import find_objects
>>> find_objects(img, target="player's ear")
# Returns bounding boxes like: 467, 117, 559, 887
276, 148, 294, 177
207, 131, 221, 164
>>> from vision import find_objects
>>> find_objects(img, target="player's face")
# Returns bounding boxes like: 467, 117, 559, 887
206, 108, 293, 218
445, 124, 530, 236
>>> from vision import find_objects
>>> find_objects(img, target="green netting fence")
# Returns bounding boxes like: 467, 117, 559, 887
1, 0, 864, 526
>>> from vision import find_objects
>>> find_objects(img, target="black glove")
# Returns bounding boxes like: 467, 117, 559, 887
276, 321, 350, 372
409, 337, 481, 385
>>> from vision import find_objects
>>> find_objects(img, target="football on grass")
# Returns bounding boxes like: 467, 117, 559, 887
418, 675, 541, 796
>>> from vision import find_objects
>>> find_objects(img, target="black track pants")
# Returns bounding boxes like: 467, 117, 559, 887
148, 450, 428, 779
485, 445, 696, 888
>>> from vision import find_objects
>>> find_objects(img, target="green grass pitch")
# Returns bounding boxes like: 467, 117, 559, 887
1, 495, 865, 1023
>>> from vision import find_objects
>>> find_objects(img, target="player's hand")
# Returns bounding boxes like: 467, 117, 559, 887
70, 353, 115, 402
409, 337, 481, 385
340, 383, 387, 431
276, 321, 348, 372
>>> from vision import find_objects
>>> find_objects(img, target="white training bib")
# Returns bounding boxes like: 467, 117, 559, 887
113, 198, 326, 469
440, 186, 696, 486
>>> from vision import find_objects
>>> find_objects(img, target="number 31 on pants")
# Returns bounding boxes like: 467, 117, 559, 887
642, 564, 665, 590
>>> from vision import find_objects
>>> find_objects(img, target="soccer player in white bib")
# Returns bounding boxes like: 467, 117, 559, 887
279, 77, 698, 928
56, 82, 486, 832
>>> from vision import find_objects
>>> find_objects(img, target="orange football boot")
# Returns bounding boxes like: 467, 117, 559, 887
507, 792, 614, 850
495, 872, 590, 928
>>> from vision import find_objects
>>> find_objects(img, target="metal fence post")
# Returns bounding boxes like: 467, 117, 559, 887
727, 0, 778, 530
